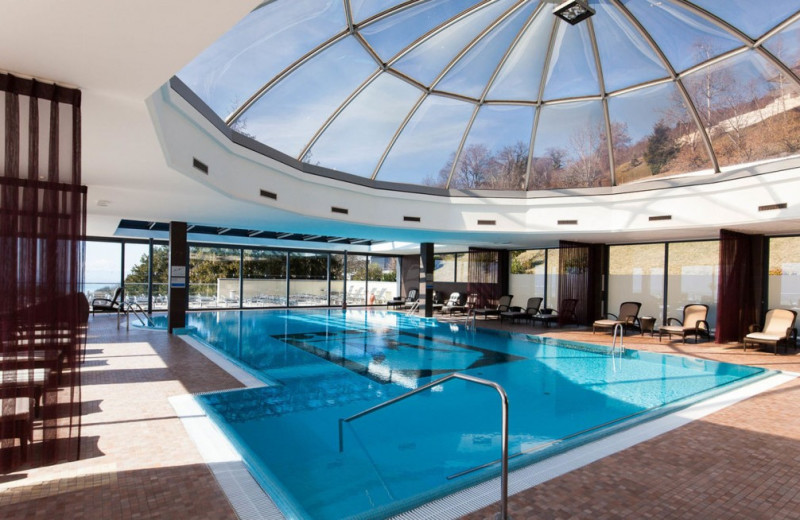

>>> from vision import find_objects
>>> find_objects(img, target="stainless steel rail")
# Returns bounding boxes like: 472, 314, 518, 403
122, 302, 155, 330
611, 322, 624, 354
338, 372, 511, 520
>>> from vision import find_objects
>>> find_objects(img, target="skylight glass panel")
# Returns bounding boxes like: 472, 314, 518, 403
359, 0, 479, 61
682, 51, 800, 169
437, 1, 537, 98
375, 95, 475, 187
620, 0, 741, 73
689, 0, 800, 40
303, 73, 422, 178
764, 18, 800, 77
608, 82, 711, 184
486, 8, 554, 101
530, 100, 610, 189
240, 37, 378, 158
393, 0, 517, 87
542, 20, 600, 100
592, 0, 669, 92
450, 105, 534, 190
349, 0, 408, 23
177, 0, 346, 120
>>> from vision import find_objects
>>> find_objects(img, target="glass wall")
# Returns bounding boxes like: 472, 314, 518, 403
330, 253, 344, 306
289, 252, 328, 306
455, 253, 469, 283
151, 244, 169, 310
768, 236, 800, 331
346, 254, 368, 305
545, 248, 560, 310
509, 249, 546, 306
84, 241, 121, 310
83, 238, 400, 311
243, 249, 287, 307
666, 241, 719, 328
368, 256, 398, 304
607, 244, 665, 321
123, 243, 150, 307
189, 247, 241, 309
433, 253, 456, 282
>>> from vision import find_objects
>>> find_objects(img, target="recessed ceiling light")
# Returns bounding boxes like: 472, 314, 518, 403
97, 200, 111, 207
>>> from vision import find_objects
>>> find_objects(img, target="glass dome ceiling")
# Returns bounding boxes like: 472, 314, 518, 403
176, 0, 800, 193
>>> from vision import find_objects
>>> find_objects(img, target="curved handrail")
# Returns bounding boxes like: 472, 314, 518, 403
338, 372, 510, 520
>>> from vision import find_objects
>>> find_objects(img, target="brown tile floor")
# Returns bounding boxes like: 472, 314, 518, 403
0, 314, 243, 519
1, 311, 799, 519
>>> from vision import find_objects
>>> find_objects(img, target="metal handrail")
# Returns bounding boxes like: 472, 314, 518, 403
611, 322, 624, 354
122, 302, 155, 329
338, 373, 510, 520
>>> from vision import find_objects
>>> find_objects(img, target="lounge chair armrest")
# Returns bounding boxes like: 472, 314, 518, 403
697, 320, 710, 331
748, 324, 761, 334
508, 306, 523, 312
606, 312, 619, 320
666, 317, 683, 326
784, 326, 795, 340
91, 298, 113, 305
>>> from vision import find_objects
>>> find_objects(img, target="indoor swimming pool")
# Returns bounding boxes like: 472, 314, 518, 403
157, 309, 769, 519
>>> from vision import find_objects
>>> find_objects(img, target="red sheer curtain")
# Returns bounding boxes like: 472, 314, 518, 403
467, 249, 500, 308
1, 73, 85, 472
715, 229, 764, 344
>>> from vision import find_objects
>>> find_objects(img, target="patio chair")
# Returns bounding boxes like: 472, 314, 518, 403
593, 301, 642, 335
743, 308, 798, 355
500, 297, 542, 324
658, 304, 710, 343
473, 295, 513, 320
91, 287, 122, 314
534, 299, 578, 328
387, 288, 417, 309
440, 292, 466, 315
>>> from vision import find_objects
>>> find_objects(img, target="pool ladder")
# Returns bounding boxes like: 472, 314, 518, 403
338, 373, 511, 520
119, 302, 155, 330
611, 323, 624, 354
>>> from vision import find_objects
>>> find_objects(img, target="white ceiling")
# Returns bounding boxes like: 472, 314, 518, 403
2, 0, 799, 254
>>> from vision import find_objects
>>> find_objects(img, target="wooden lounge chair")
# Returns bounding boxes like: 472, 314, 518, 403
593, 301, 642, 335
743, 308, 798, 355
659, 304, 710, 343
500, 297, 542, 324
91, 287, 123, 314
473, 295, 513, 320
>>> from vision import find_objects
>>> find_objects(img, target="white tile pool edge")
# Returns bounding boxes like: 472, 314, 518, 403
170, 334, 797, 520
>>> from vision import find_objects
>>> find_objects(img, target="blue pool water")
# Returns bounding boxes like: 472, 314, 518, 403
159, 310, 767, 519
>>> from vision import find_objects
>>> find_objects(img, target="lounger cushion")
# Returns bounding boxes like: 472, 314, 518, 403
744, 332, 784, 343
593, 319, 620, 328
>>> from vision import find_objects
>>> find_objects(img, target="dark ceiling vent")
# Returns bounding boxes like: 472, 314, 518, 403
331, 206, 349, 215
403, 216, 421, 222
758, 202, 787, 211
259, 189, 277, 200
648, 215, 672, 221
557, 219, 578, 225
477, 219, 496, 226
192, 158, 208, 174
